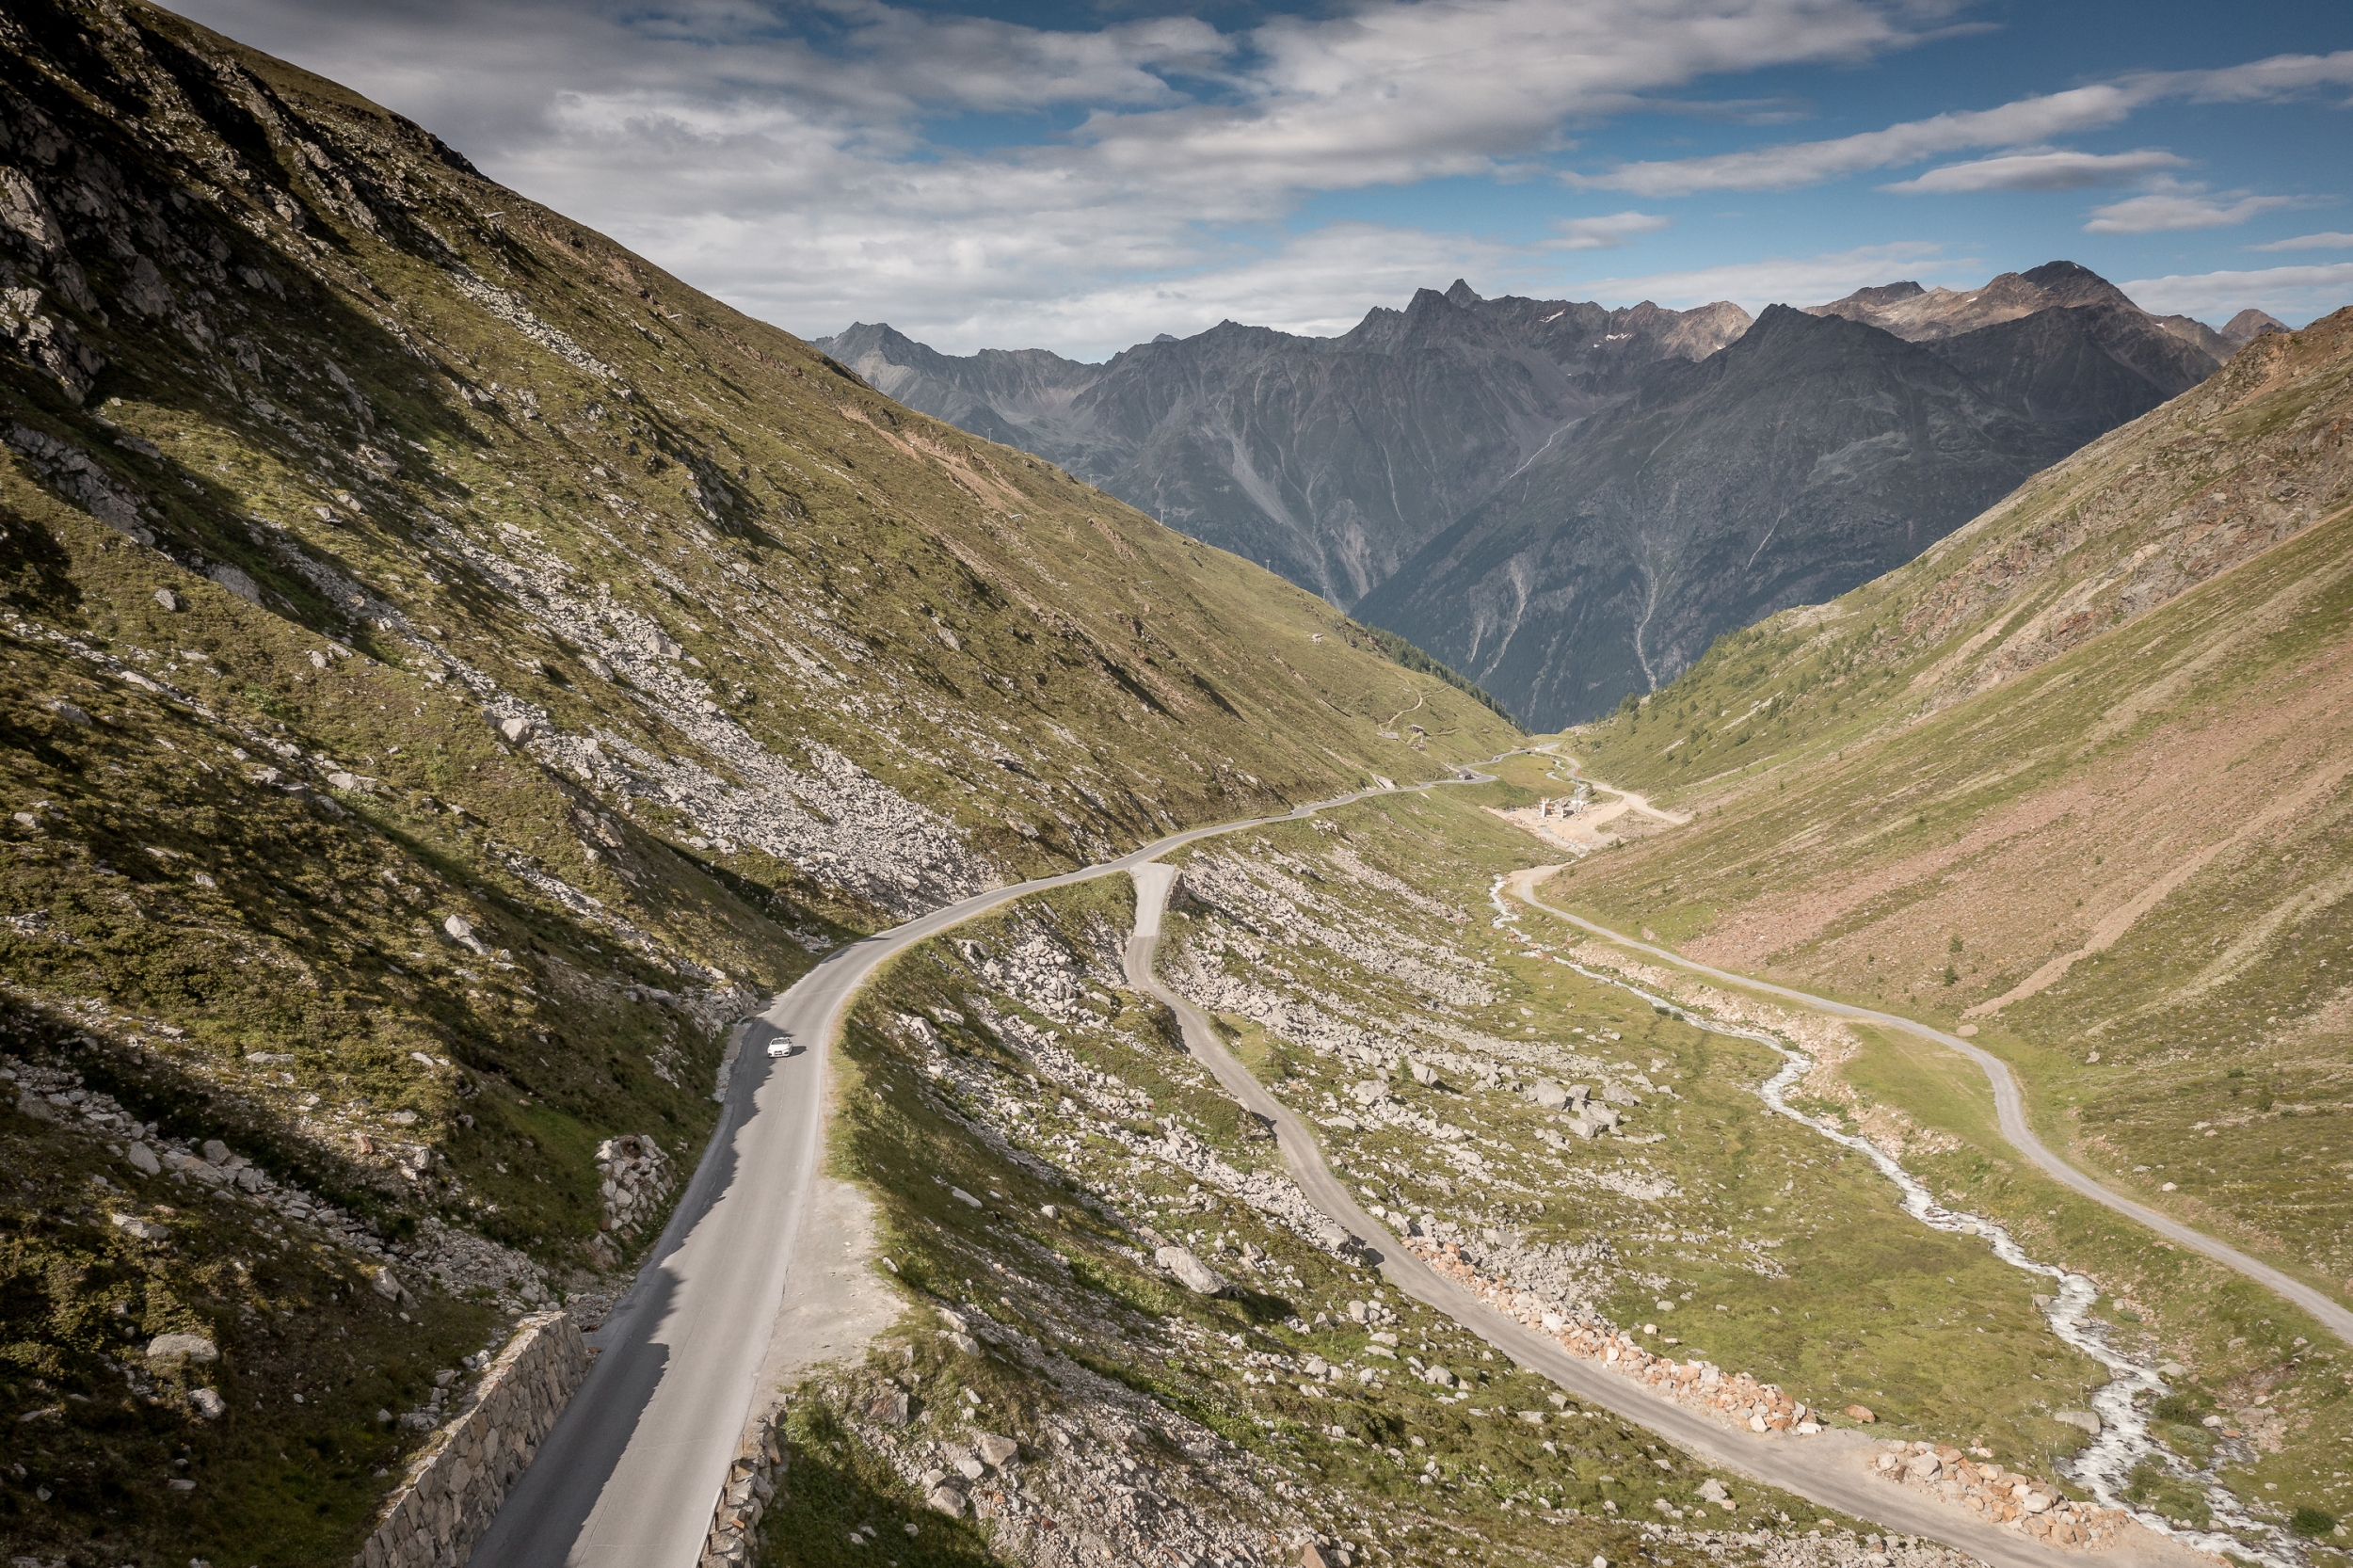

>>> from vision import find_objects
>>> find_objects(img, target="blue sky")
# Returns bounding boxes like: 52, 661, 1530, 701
178, 0, 2353, 357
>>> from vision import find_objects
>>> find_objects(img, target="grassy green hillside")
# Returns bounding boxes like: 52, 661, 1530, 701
0, 2, 1515, 1559
1560, 310, 2353, 1304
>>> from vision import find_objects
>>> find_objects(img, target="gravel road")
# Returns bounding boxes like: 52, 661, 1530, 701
1125, 865, 2204, 1568
1511, 873, 2353, 1348
472, 765, 1516, 1566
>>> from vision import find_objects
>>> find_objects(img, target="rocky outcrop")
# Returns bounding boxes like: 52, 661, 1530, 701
592, 1133, 675, 1256
1865, 1441, 2128, 1549
353, 1312, 590, 1568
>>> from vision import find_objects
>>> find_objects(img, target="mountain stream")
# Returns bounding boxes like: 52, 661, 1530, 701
1489, 878, 2301, 1567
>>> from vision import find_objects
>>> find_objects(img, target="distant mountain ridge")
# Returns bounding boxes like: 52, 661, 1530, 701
1370, 280, 2236, 725
817, 284, 1753, 605
826, 262, 2262, 727
1804, 260, 2233, 358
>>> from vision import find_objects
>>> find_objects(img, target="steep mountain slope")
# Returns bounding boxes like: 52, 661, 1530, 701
858, 264, 2233, 730
1562, 311, 2353, 1308
1363, 280, 2238, 729
1359, 299, 2217, 728
817, 285, 1753, 606
0, 3, 1516, 1560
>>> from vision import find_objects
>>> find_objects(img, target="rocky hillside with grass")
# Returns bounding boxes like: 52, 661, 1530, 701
0, 1, 1516, 1560
1559, 310, 2353, 1335
787, 766, 2343, 1568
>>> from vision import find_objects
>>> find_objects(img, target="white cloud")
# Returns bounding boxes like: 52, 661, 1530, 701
171, 0, 1941, 356
154, 3, 2353, 357
883, 223, 1531, 351
1567, 49, 2353, 195
1563, 242, 1973, 313
2249, 232, 2353, 251
1549, 212, 1673, 250
1880, 147, 2185, 194
2123, 264, 2353, 326
2084, 180, 2311, 235
1569, 85, 2140, 195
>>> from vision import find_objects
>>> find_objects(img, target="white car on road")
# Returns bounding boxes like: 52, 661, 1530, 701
765, 1034, 799, 1059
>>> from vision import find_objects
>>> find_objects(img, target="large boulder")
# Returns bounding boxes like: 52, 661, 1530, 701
1155, 1245, 1229, 1296
146, 1333, 218, 1366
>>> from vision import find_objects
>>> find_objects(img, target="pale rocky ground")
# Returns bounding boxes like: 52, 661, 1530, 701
769, 880, 2018, 1568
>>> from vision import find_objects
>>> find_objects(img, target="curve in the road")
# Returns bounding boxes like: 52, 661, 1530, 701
1509, 872, 2353, 1348
1120, 865, 2191, 1568
474, 759, 1523, 1567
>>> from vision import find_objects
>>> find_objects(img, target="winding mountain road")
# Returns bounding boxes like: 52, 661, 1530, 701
1508, 870, 2353, 1347
472, 764, 1515, 1567
1122, 868, 2189, 1568
477, 744, 2251, 1568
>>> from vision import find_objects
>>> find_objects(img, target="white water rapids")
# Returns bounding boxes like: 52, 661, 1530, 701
1487, 878, 2301, 1567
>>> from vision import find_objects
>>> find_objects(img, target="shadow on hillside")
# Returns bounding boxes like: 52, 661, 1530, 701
762, 1399, 1000, 1568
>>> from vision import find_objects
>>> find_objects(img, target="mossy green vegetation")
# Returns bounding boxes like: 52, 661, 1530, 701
1506, 315, 2353, 1525
0, 2, 1514, 1559
2, 1008, 501, 1564
787, 871, 1840, 1567
1157, 790, 2136, 1478
1545, 315, 2353, 1356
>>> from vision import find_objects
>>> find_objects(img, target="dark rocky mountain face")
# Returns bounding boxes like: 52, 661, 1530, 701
1356, 295, 2232, 728
832, 260, 2238, 729
818, 286, 1753, 605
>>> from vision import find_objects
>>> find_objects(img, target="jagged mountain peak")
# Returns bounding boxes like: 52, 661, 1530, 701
1358, 271, 2232, 727
2016, 257, 2127, 300
807, 281, 1749, 607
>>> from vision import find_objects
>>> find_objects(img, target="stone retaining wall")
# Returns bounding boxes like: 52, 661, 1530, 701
352, 1311, 590, 1568
700, 1402, 787, 1567
590, 1133, 676, 1266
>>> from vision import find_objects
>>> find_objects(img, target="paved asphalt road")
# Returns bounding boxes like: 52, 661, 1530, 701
478, 746, 2274, 1568
1122, 866, 2159, 1568
473, 764, 1514, 1567
1513, 878, 2353, 1348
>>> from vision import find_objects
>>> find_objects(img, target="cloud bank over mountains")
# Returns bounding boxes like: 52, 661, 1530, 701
174, 0, 2353, 356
